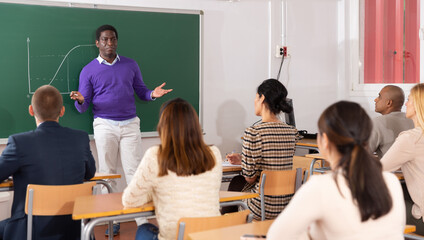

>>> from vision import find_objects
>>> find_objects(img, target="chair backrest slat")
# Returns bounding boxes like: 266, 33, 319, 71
177, 209, 251, 240
259, 170, 297, 196
25, 182, 96, 216
293, 155, 321, 169
258, 168, 305, 221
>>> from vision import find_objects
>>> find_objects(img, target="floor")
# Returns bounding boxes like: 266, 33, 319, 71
93, 221, 137, 240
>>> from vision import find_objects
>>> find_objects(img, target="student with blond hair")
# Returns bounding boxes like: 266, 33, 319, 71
382, 83, 424, 235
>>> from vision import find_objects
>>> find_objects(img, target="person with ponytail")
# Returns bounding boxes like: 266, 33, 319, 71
225, 79, 297, 220
381, 83, 424, 235
268, 101, 405, 239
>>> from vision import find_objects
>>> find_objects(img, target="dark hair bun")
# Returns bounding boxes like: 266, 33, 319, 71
280, 99, 293, 113
257, 79, 291, 114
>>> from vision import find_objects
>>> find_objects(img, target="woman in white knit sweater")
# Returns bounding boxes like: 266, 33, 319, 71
122, 98, 222, 240
381, 83, 424, 235
267, 101, 405, 240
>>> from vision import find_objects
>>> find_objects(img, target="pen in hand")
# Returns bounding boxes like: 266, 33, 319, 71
226, 150, 242, 165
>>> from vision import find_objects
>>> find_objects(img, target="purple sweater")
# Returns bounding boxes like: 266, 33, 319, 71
75, 56, 153, 120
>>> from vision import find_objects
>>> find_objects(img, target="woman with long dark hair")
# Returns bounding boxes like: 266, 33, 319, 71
122, 98, 222, 240
226, 79, 297, 220
268, 101, 405, 239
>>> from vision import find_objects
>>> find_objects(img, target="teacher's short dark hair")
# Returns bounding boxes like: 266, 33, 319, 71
96, 25, 118, 40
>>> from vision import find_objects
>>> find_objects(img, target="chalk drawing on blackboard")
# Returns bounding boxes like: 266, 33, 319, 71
27, 37, 96, 95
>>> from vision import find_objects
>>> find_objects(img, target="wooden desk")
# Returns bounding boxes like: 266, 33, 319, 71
188, 220, 273, 240
91, 173, 121, 181
0, 179, 13, 191
405, 225, 416, 234
394, 172, 405, 181
222, 165, 242, 174
73, 191, 259, 240
0, 173, 121, 192
305, 153, 324, 159
296, 138, 319, 152
304, 155, 406, 181
187, 222, 416, 240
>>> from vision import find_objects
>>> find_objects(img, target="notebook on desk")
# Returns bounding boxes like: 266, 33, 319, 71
222, 161, 241, 167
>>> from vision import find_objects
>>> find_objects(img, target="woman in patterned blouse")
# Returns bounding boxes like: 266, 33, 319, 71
226, 78, 297, 220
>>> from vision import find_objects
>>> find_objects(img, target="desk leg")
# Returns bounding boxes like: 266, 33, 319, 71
108, 221, 113, 240
220, 201, 248, 210
81, 212, 154, 240
94, 180, 115, 239
81, 219, 87, 240
309, 158, 317, 177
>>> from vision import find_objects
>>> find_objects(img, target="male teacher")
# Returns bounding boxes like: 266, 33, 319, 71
70, 24, 172, 235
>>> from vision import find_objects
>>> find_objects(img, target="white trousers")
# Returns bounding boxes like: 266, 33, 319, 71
93, 117, 142, 193
94, 117, 147, 225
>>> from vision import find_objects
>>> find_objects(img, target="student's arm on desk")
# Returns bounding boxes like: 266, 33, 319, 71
267, 177, 323, 240
380, 131, 415, 172
122, 147, 154, 208
0, 136, 20, 181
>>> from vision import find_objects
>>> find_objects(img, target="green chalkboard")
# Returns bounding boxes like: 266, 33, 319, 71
0, 2, 200, 138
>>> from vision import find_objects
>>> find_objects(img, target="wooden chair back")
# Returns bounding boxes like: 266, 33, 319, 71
25, 182, 96, 216
293, 156, 321, 181
25, 182, 96, 240
176, 209, 251, 240
258, 168, 303, 220
293, 155, 321, 169
259, 169, 297, 196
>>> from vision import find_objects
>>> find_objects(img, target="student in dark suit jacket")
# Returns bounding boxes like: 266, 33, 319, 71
0, 85, 96, 240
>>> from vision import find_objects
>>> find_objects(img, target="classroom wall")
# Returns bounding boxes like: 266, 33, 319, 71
3, 0, 418, 189
0, 0, 344, 163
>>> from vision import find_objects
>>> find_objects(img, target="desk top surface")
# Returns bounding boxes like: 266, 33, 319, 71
296, 138, 318, 147
0, 172, 121, 189
305, 153, 325, 159
91, 173, 121, 180
304, 154, 405, 180
405, 225, 416, 234
73, 191, 259, 220
188, 219, 274, 240
187, 221, 415, 240
222, 165, 242, 173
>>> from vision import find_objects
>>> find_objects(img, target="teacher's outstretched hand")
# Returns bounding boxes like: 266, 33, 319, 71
70, 91, 84, 104
152, 83, 173, 98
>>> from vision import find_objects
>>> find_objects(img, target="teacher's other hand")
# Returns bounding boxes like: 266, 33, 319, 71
152, 83, 173, 98
70, 91, 84, 104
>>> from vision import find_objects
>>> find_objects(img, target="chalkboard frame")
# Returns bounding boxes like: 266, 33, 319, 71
0, 0, 203, 143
